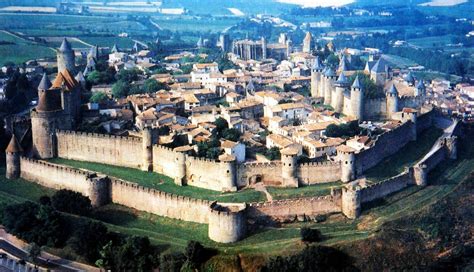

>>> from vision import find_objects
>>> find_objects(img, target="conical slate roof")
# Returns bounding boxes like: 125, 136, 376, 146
6, 135, 22, 153
371, 58, 387, 73
352, 75, 362, 89
59, 38, 72, 52
36, 89, 62, 112
304, 32, 312, 42
405, 72, 415, 84
38, 73, 51, 91
111, 44, 119, 53
388, 84, 398, 95
336, 73, 348, 85
75, 71, 85, 83
325, 68, 336, 77
312, 56, 323, 70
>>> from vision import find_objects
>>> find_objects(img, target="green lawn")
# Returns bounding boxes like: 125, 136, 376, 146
268, 182, 342, 201
364, 127, 443, 182
48, 158, 266, 203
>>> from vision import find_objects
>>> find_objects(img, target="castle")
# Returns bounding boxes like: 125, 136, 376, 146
310, 56, 427, 121
3, 39, 461, 245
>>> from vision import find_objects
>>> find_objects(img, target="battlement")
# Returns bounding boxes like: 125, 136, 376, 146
365, 97, 386, 103
239, 161, 282, 169
20, 157, 92, 176
57, 130, 142, 142
299, 160, 340, 168
357, 170, 411, 193
209, 202, 246, 216
249, 194, 335, 208
153, 144, 174, 152
109, 177, 212, 206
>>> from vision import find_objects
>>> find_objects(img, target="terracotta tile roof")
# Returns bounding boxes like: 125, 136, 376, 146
52, 69, 79, 91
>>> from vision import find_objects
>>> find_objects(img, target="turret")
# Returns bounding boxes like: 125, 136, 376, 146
338, 55, 349, 73
405, 72, 415, 86
333, 72, 348, 113
88, 175, 110, 207
302, 32, 312, 53
57, 38, 75, 73
261, 37, 267, 60
37, 72, 51, 98
174, 150, 187, 186
208, 202, 247, 243
445, 136, 457, 160
341, 184, 361, 219
281, 147, 298, 188
370, 58, 387, 86
324, 68, 337, 106
337, 145, 356, 182
415, 79, 426, 97
350, 75, 364, 121
401, 108, 418, 141
310, 56, 324, 98
142, 128, 153, 171
414, 164, 427, 186
219, 154, 237, 192
386, 84, 399, 119
5, 135, 22, 180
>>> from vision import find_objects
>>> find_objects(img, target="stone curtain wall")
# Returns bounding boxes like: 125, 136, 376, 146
152, 145, 183, 180
237, 162, 283, 187
359, 170, 413, 204
247, 195, 341, 221
355, 121, 414, 174
297, 161, 341, 185
364, 98, 387, 120
186, 156, 235, 191
20, 157, 92, 198
56, 130, 144, 169
110, 178, 211, 223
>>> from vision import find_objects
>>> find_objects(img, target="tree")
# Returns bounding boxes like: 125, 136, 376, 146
111, 80, 130, 98
264, 146, 281, 161
325, 121, 360, 138
159, 252, 186, 272
51, 189, 92, 216
90, 91, 108, 103
28, 243, 41, 267
142, 78, 167, 93
68, 221, 109, 263
301, 227, 323, 243
184, 241, 206, 269
116, 68, 140, 83
222, 128, 241, 142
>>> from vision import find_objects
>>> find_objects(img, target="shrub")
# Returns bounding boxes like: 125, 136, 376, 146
159, 252, 186, 272
67, 221, 109, 263
51, 189, 92, 216
300, 227, 323, 243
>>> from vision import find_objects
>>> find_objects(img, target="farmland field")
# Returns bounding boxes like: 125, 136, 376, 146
0, 31, 55, 64
408, 34, 456, 48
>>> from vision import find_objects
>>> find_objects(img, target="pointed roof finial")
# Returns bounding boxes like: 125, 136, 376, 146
352, 75, 362, 89
336, 72, 348, 85
38, 73, 52, 91
59, 38, 72, 52
388, 84, 398, 95
312, 56, 323, 71
6, 134, 22, 153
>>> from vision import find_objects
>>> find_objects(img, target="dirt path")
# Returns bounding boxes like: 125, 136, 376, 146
254, 183, 273, 202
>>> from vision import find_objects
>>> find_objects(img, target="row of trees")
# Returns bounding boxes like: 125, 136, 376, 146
196, 118, 241, 160
1, 189, 214, 271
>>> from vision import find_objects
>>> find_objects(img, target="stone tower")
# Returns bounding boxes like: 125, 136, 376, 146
333, 72, 348, 113
338, 145, 356, 183
401, 108, 418, 141
261, 37, 267, 60
302, 32, 312, 53
324, 69, 337, 106
415, 79, 426, 97
31, 87, 73, 159
5, 135, 22, 180
350, 75, 364, 121
370, 58, 387, 86
174, 150, 187, 186
142, 128, 153, 171
341, 184, 361, 219
57, 38, 75, 74
285, 40, 292, 59
414, 164, 427, 186
37, 72, 51, 98
386, 84, 399, 119
281, 147, 298, 188
310, 56, 324, 98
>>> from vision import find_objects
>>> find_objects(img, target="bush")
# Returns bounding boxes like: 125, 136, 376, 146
39, 195, 51, 206
90, 91, 108, 103
51, 189, 92, 216
67, 221, 109, 263
301, 227, 323, 243
184, 241, 206, 269
264, 146, 281, 161
159, 252, 186, 272
325, 121, 360, 138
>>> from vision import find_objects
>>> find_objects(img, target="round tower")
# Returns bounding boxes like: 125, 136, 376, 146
341, 184, 361, 219
208, 202, 247, 243
445, 136, 457, 160
57, 38, 75, 73
31, 88, 72, 159
261, 37, 267, 60
337, 145, 356, 183
88, 175, 110, 207
350, 75, 364, 121
386, 84, 399, 119
5, 135, 22, 180
219, 155, 237, 192
142, 127, 153, 171
414, 164, 427, 186
174, 150, 187, 186
37, 72, 51, 98
324, 69, 336, 106
281, 147, 298, 188
334, 73, 348, 113
310, 56, 324, 98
